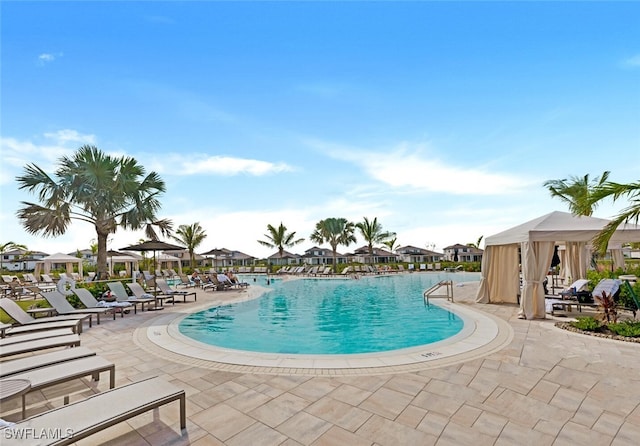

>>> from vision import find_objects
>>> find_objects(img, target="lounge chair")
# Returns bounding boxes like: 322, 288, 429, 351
155, 278, 196, 302
3, 319, 81, 337
2, 376, 186, 446
125, 282, 168, 309
0, 297, 92, 330
43, 290, 116, 324
1, 346, 96, 378
558, 279, 590, 298
107, 281, 157, 312
0, 334, 81, 358
6, 355, 115, 418
177, 273, 196, 287
0, 328, 75, 346
38, 274, 54, 285
73, 288, 131, 317
621, 280, 639, 318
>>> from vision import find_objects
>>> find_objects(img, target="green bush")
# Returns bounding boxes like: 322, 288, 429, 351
607, 321, 640, 337
570, 316, 601, 331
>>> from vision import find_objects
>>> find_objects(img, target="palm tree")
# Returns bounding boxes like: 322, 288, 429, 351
172, 222, 207, 268
310, 218, 357, 272
0, 242, 27, 271
590, 180, 640, 254
543, 171, 610, 216
257, 223, 305, 260
466, 236, 484, 249
16, 145, 172, 279
383, 237, 399, 253
356, 217, 395, 264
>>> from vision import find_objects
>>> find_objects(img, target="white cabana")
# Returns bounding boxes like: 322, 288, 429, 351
34, 252, 84, 278
156, 253, 183, 274
107, 255, 140, 277
476, 211, 640, 320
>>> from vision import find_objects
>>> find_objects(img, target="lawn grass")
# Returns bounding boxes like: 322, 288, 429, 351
0, 299, 49, 324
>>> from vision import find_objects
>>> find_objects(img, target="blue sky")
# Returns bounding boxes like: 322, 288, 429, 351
1, 1, 639, 259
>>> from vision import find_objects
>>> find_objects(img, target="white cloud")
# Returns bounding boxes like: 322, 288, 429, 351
622, 54, 640, 67
163, 155, 295, 176
311, 139, 529, 195
44, 129, 97, 145
37, 52, 63, 65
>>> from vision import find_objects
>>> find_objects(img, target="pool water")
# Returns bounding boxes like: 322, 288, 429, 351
179, 273, 476, 355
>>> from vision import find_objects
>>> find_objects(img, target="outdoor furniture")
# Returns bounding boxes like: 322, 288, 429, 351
0, 379, 31, 419
1, 347, 96, 378
0, 298, 91, 331
2, 376, 186, 445
0, 334, 81, 359
43, 290, 116, 324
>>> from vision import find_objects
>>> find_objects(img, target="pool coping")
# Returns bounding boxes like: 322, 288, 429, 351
134, 287, 514, 376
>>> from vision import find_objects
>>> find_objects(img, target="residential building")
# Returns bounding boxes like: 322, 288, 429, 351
396, 245, 443, 263
442, 244, 483, 262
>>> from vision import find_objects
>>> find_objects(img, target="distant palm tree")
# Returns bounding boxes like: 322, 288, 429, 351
310, 218, 357, 272
543, 171, 610, 216
0, 242, 27, 271
383, 237, 399, 253
466, 236, 484, 249
356, 217, 395, 264
172, 222, 208, 268
15, 145, 172, 278
257, 223, 305, 260
590, 180, 640, 254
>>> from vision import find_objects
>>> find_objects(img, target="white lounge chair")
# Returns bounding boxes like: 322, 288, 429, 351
73, 288, 130, 317
1, 347, 96, 378
43, 290, 116, 324
108, 281, 157, 312
0, 334, 81, 359
2, 376, 186, 445
0, 297, 91, 330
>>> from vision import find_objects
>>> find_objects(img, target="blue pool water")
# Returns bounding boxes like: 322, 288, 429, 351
179, 273, 478, 355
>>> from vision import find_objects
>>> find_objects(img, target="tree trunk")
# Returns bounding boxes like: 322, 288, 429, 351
96, 229, 109, 280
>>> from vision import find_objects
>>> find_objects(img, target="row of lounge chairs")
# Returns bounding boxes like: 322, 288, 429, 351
545, 278, 639, 318
0, 308, 186, 443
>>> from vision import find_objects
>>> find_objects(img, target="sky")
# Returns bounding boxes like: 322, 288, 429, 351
1, 1, 639, 259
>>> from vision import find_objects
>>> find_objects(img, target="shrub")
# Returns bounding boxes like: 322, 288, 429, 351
570, 316, 601, 331
607, 321, 640, 337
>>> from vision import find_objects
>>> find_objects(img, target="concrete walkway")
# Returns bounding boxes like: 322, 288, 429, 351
2, 282, 639, 445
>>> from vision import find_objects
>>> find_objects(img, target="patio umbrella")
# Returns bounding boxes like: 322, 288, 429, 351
121, 240, 186, 294
202, 248, 228, 271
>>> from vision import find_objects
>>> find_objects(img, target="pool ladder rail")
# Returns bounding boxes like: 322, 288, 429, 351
424, 280, 454, 306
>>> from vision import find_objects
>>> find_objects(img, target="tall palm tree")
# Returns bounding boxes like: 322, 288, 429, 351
310, 218, 357, 272
383, 237, 399, 253
172, 222, 207, 268
543, 171, 610, 216
590, 180, 640, 254
257, 223, 305, 260
356, 217, 395, 264
0, 242, 27, 271
16, 145, 173, 279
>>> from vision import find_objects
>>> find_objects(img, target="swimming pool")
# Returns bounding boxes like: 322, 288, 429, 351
179, 273, 479, 355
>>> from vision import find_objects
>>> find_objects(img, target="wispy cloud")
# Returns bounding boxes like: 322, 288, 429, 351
622, 54, 640, 68
162, 154, 296, 176
37, 52, 63, 65
309, 139, 529, 195
0, 130, 97, 184
145, 15, 175, 25
43, 129, 96, 145
294, 82, 346, 98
